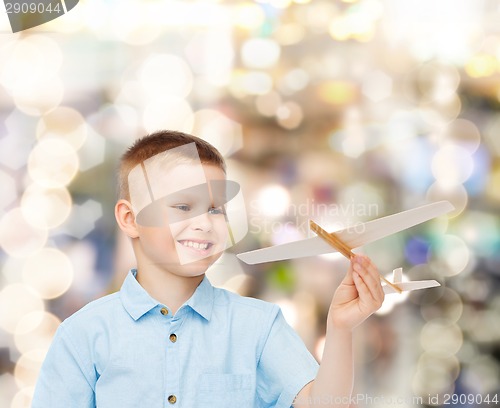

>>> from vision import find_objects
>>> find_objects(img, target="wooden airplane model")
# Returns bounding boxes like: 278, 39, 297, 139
237, 201, 454, 294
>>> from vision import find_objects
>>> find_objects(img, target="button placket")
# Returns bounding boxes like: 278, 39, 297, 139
166, 318, 181, 406
169, 316, 182, 345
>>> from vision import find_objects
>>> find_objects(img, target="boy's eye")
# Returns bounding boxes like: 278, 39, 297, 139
172, 204, 191, 212
208, 206, 225, 215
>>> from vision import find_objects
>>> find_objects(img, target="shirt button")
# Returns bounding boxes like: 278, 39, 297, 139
160, 308, 169, 315
169, 333, 177, 343
168, 394, 177, 404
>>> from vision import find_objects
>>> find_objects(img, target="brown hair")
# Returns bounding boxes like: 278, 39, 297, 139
118, 130, 226, 200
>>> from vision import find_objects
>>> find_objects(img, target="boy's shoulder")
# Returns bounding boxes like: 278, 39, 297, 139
211, 284, 279, 315
60, 291, 121, 328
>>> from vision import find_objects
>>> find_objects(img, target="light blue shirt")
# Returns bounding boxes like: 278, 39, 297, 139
33, 270, 319, 408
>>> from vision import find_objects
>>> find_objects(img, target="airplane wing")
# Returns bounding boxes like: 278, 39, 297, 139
383, 280, 440, 294
236, 200, 454, 265
236, 235, 334, 264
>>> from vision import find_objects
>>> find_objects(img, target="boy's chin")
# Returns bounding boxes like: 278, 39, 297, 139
175, 253, 223, 277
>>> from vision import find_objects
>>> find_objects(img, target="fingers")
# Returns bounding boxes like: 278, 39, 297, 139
342, 259, 355, 286
351, 255, 384, 309
352, 269, 373, 301
363, 256, 385, 300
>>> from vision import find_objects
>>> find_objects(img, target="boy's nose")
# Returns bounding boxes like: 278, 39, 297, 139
190, 212, 213, 232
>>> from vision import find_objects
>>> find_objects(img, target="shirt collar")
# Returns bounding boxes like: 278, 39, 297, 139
120, 269, 158, 320
183, 275, 214, 321
120, 269, 214, 321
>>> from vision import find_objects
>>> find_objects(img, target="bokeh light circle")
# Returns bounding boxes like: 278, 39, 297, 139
143, 97, 194, 133
255, 185, 291, 218
22, 248, 74, 299
276, 102, 304, 129
231, 71, 273, 96
337, 182, 384, 221
421, 287, 463, 323
21, 184, 72, 230
0, 208, 48, 257
416, 62, 461, 103
430, 234, 471, 277
233, 3, 265, 30
27, 139, 79, 188
111, 0, 162, 45
14, 349, 46, 389
241, 38, 281, 69
418, 353, 461, 382
0, 35, 62, 93
10, 387, 33, 408
425, 93, 462, 122
431, 144, 473, 187
444, 119, 481, 153
0, 283, 44, 334
139, 54, 193, 99
192, 109, 243, 156
13, 78, 64, 117
454, 211, 500, 257
465, 53, 497, 78
426, 182, 468, 217
36, 107, 88, 150
413, 363, 455, 402
280, 69, 310, 93
14, 311, 61, 354
274, 23, 306, 45
255, 91, 282, 117
420, 320, 463, 356
468, 310, 500, 343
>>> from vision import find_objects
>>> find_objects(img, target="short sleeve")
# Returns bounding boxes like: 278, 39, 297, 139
256, 306, 319, 408
32, 324, 96, 408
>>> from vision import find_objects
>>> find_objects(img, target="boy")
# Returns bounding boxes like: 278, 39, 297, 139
33, 130, 384, 408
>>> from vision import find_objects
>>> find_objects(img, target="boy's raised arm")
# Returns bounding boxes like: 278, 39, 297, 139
294, 255, 384, 408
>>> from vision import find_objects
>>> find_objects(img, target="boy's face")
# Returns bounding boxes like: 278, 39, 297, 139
133, 163, 230, 277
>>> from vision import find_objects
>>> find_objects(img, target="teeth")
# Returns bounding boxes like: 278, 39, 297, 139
180, 241, 209, 250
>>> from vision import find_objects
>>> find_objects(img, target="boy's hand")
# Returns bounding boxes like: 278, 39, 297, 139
327, 255, 384, 331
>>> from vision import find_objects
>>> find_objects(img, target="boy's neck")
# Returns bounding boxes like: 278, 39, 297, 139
135, 266, 205, 316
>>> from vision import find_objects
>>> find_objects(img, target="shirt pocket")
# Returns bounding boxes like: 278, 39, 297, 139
197, 373, 255, 408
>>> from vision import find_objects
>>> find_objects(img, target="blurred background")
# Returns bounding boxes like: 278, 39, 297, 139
0, 0, 500, 407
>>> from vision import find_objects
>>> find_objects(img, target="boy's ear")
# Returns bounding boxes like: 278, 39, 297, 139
115, 199, 139, 238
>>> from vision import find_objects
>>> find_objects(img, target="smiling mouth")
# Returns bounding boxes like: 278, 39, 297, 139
177, 239, 214, 252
